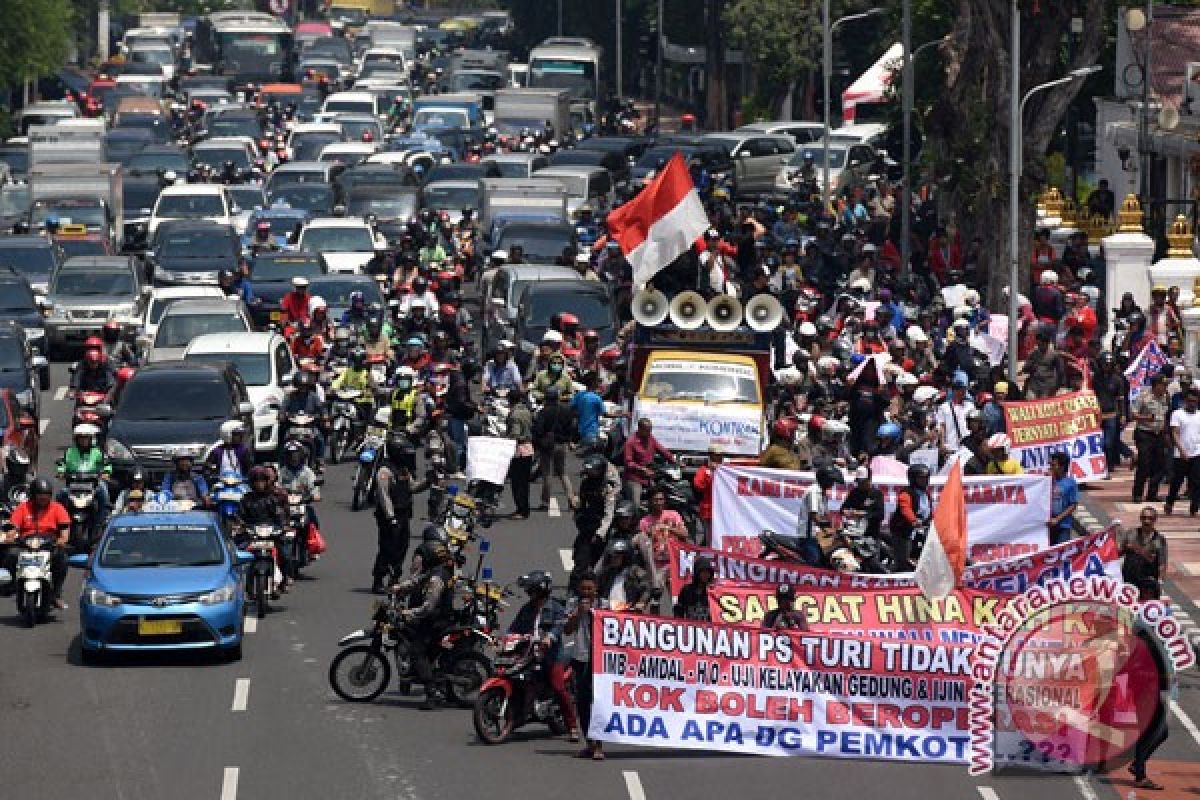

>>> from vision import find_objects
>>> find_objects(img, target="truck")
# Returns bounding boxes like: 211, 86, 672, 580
627, 325, 772, 471
411, 93, 485, 132
28, 163, 123, 251
363, 20, 417, 62
27, 122, 105, 167
492, 88, 571, 139
478, 178, 568, 247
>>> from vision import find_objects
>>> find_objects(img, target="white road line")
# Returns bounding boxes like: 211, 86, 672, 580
559, 548, 573, 573
623, 771, 646, 800
548, 497, 561, 517
243, 616, 257, 634
231, 679, 250, 712
1072, 774, 1098, 800
220, 767, 239, 800
53, 386, 66, 401
39, 418, 49, 434
1172, 700, 1200, 749
976, 788, 1000, 800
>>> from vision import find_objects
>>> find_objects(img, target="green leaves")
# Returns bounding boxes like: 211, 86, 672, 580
0, 0, 75, 89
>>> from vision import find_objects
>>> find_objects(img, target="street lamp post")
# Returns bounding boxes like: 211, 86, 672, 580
654, 0, 663, 127
615, 0, 623, 100
822, 5, 883, 211
1006, 60, 1102, 384
899, 36, 944, 277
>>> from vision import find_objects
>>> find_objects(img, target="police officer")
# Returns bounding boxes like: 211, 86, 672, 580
372, 431, 429, 593
393, 541, 455, 709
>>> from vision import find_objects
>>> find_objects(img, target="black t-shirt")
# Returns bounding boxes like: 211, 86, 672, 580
842, 486, 886, 537
675, 582, 711, 622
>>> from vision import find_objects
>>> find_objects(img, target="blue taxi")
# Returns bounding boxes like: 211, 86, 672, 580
70, 510, 252, 663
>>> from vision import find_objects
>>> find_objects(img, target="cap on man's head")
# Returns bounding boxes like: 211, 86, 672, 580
994, 381, 1009, 395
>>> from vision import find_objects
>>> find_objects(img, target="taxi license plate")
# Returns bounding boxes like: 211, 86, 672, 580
138, 618, 182, 636
270, 311, 281, 321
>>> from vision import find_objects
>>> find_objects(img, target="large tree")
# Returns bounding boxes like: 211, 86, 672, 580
926, 0, 1106, 309
0, 0, 74, 92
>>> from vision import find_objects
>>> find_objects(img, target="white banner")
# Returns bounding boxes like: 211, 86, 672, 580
631, 401, 763, 457
466, 436, 516, 485
711, 466, 1052, 562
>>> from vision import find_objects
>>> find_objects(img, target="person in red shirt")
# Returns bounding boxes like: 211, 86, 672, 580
927, 227, 962, 285
622, 418, 674, 509
1030, 228, 1056, 285
4, 477, 71, 608
691, 445, 723, 544
279, 276, 312, 327
291, 322, 327, 361
1063, 292, 1097, 341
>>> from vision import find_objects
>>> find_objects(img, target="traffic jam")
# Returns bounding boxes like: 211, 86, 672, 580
0, 3, 1191, 797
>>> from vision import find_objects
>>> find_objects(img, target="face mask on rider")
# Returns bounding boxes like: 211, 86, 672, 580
550, 363, 563, 375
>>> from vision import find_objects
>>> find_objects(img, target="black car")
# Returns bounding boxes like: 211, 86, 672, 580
423, 162, 500, 184
308, 274, 385, 321
0, 234, 63, 294
0, 320, 47, 416
104, 361, 254, 484
631, 143, 732, 185
514, 280, 615, 370
492, 221, 577, 265
549, 147, 628, 188
104, 129, 156, 164
146, 221, 241, 286
125, 144, 192, 178
0, 268, 49, 358
248, 251, 327, 327
345, 186, 419, 245
122, 174, 166, 252
335, 164, 418, 197
575, 136, 652, 165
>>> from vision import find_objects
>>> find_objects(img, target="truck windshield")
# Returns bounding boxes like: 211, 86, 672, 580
642, 364, 759, 404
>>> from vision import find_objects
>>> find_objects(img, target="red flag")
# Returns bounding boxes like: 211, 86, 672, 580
914, 458, 968, 598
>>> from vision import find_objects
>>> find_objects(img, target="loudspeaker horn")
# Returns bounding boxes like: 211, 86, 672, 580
744, 293, 784, 332
706, 294, 744, 332
631, 288, 669, 327
669, 290, 707, 330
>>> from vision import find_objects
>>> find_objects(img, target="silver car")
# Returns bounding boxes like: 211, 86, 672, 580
701, 132, 795, 197
44, 256, 144, 356
145, 297, 252, 364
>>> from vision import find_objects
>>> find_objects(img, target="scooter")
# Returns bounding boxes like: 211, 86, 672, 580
329, 388, 367, 464
9, 534, 55, 627
211, 470, 248, 536
473, 633, 574, 744
283, 411, 320, 469
237, 523, 282, 620
59, 468, 102, 554
351, 409, 389, 512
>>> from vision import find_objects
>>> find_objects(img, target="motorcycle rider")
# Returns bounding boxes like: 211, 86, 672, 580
218, 268, 256, 306
70, 348, 116, 397
400, 335, 432, 375
570, 453, 621, 588
280, 276, 313, 327
674, 555, 714, 622
100, 320, 137, 367
402, 300, 436, 341
841, 465, 886, 540
763, 584, 809, 630
161, 452, 209, 507
331, 348, 379, 424
795, 465, 844, 567
372, 431, 429, 593
281, 371, 327, 468
362, 316, 393, 362
291, 321, 327, 362
392, 540, 455, 710
278, 440, 321, 536
238, 465, 290, 593
389, 366, 422, 429
481, 342, 523, 395
249, 220, 279, 255
3, 478, 70, 608
891, 463, 932, 571
206, 420, 253, 478
341, 291, 370, 330
508, 570, 580, 742
532, 353, 574, 403
56, 424, 112, 524
761, 417, 802, 469
596, 538, 651, 613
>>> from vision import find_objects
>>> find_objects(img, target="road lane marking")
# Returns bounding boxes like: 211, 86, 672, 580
559, 548, 573, 572
231, 679, 250, 712
220, 767, 239, 800
53, 386, 66, 401
1172, 699, 1200, 749
548, 497, 561, 517
1072, 774, 1098, 800
39, 418, 49, 434
623, 771, 645, 800
976, 789, 1000, 800
243, 616, 257, 634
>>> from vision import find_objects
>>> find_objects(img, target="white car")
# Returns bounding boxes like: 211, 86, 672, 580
317, 141, 378, 167
318, 91, 377, 119
297, 218, 386, 274
183, 332, 295, 453
149, 185, 233, 236
145, 297, 252, 364
139, 286, 227, 352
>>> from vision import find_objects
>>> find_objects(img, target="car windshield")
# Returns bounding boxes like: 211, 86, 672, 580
0, 282, 35, 313
422, 185, 479, 210
488, 160, 530, 178
642, 362, 760, 404
252, 256, 322, 281
157, 193, 225, 217
793, 147, 845, 168
523, 289, 609, 328
346, 194, 416, 219
536, 174, 586, 200
118, 373, 233, 419
31, 201, 106, 228
301, 227, 373, 252
98, 525, 225, 568
184, 352, 270, 385
105, 134, 154, 163
0, 148, 30, 176
0, 245, 56, 278
127, 150, 190, 174
160, 230, 233, 259
269, 186, 333, 215
0, 335, 23, 371
155, 312, 247, 348
636, 147, 680, 169
311, 279, 381, 307
131, 48, 173, 66
227, 187, 265, 211
451, 72, 503, 91
413, 109, 468, 128
53, 271, 135, 297
249, 215, 304, 238
123, 182, 161, 213
333, 119, 381, 141
56, 238, 108, 258
193, 147, 251, 170
323, 100, 372, 114
496, 228, 570, 261
0, 185, 30, 217
207, 119, 262, 141
293, 134, 341, 161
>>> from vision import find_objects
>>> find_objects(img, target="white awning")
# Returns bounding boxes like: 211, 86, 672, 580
842, 43, 903, 123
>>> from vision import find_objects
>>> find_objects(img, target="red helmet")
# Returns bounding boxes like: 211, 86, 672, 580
361, 131, 374, 142
83, 335, 104, 351
84, 349, 105, 368
439, 303, 456, 319
807, 414, 825, 433
583, 329, 599, 341
116, 366, 136, 384
557, 312, 579, 334
772, 417, 799, 441
597, 344, 620, 369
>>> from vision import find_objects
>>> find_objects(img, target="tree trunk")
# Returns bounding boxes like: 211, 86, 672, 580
705, 0, 727, 130
928, 0, 1106, 312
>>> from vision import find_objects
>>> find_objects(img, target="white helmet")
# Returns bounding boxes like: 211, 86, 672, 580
798, 321, 818, 337
308, 295, 327, 314
913, 386, 940, 405
220, 419, 246, 445
964, 289, 980, 306
292, 276, 310, 289
73, 423, 101, 439
906, 325, 929, 344
896, 371, 918, 387
987, 433, 1011, 451
1040, 270, 1058, 285
542, 329, 564, 345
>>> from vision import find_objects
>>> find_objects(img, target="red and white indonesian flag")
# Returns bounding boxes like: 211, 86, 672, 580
914, 457, 968, 599
606, 152, 710, 286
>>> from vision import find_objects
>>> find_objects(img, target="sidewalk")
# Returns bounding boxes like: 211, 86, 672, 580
1079, 463, 1200, 650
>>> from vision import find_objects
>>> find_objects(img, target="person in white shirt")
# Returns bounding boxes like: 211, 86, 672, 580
1165, 388, 1200, 515
935, 376, 977, 454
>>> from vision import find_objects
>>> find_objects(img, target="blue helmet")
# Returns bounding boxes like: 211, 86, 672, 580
877, 422, 903, 440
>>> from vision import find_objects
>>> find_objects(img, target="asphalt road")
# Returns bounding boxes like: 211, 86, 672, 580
1, 362, 1197, 800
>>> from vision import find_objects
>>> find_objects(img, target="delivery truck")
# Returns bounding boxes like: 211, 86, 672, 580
28, 163, 123, 251
492, 88, 571, 139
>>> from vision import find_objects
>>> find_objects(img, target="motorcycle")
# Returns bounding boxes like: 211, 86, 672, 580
328, 592, 492, 707
10, 534, 55, 627
473, 633, 574, 744
237, 523, 282, 619
481, 394, 510, 438
72, 390, 110, 434
329, 388, 367, 464
211, 470, 248, 536
351, 410, 389, 512
287, 490, 314, 573
828, 511, 896, 574
59, 468, 102, 554
283, 411, 320, 469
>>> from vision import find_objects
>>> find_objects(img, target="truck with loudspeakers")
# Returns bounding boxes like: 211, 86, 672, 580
626, 288, 784, 471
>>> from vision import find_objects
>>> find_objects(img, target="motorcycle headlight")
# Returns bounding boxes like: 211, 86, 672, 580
84, 586, 122, 607
105, 438, 134, 461
197, 584, 236, 605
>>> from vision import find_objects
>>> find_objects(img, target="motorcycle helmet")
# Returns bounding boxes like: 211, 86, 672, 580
73, 422, 100, 442
5, 448, 30, 481
283, 440, 306, 464
395, 365, 416, 392
219, 419, 246, 445
349, 348, 367, 369
876, 422, 903, 441
385, 430, 414, 467
248, 465, 271, 485
815, 465, 844, 490
581, 453, 607, 479
172, 450, 195, 468
83, 335, 105, 352
776, 584, 796, 602
772, 417, 798, 441
517, 570, 553, 596
412, 276, 428, 294
405, 335, 425, 349
907, 463, 931, 487
84, 349, 105, 368
987, 433, 1012, 452
606, 538, 633, 559
29, 476, 52, 498
583, 329, 599, 344
102, 320, 121, 344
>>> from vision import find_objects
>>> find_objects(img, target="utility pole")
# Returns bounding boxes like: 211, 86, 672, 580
654, 0, 663, 125
900, 0, 913, 276
98, 0, 111, 63
822, 0, 832, 212
615, 0, 623, 100
1008, 0, 1020, 385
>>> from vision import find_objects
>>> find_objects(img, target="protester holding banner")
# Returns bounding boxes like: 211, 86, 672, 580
596, 540, 652, 614
890, 464, 932, 570
563, 572, 602, 760
761, 584, 809, 630
673, 556, 714, 622
1021, 327, 1067, 399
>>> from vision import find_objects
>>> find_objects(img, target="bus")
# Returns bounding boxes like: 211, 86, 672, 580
193, 11, 295, 88
528, 37, 602, 113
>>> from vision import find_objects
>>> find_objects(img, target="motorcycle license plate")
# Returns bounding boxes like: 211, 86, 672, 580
138, 618, 182, 636
17, 554, 44, 568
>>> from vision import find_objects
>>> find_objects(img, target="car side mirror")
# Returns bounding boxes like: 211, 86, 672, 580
238, 402, 255, 416
738, 151, 751, 159
235, 550, 255, 566
30, 355, 48, 370
37, 298, 53, 311
68, 553, 90, 569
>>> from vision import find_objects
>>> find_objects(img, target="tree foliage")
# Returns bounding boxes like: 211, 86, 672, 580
0, 0, 75, 90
